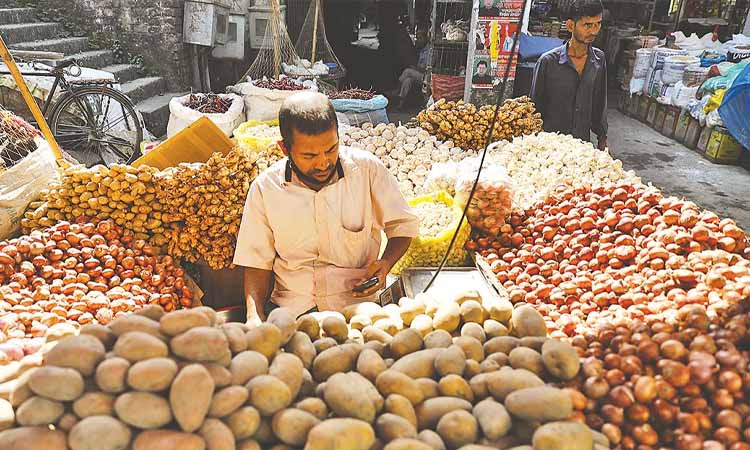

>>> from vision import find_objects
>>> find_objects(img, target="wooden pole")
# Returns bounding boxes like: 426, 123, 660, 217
0, 36, 64, 162
271, 0, 281, 78
311, 0, 320, 64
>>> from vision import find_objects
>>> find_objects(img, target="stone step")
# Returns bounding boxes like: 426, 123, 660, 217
0, 22, 62, 45
10, 37, 89, 56
136, 92, 182, 139
100, 63, 141, 84
52, 49, 114, 70
121, 77, 166, 105
0, 7, 36, 25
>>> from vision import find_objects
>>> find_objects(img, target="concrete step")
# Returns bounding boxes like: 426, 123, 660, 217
52, 49, 114, 70
136, 92, 182, 139
0, 7, 36, 25
10, 37, 89, 56
0, 22, 62, 45
100, 64, 141, 84
121, 77, 166, 105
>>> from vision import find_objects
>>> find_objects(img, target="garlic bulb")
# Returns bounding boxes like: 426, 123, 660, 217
414, 202, 455, 237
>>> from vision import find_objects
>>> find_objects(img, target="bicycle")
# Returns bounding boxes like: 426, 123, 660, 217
0, 50, 143, 167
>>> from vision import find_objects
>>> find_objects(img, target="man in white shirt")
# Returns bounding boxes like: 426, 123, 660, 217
233, 92, 419, 324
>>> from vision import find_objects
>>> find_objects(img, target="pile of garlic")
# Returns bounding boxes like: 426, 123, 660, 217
414, 201, 456, 237
340, 123, 474, 198
487, 132, 641, 210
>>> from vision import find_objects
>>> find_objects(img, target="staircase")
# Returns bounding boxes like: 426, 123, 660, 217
0, 6, 180, 137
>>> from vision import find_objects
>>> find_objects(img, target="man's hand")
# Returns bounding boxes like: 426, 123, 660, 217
598, 136, 608, 151
352, 259, 391, 298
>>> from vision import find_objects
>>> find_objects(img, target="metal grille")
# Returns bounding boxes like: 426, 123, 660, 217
431, 0, 472, 75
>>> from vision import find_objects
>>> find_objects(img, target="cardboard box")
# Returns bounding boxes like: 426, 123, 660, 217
661, 106, 680, 138
705, 127, 742, 164
674, 108, 691, 143
685, 118, 702, 150
697, 126, 713, 153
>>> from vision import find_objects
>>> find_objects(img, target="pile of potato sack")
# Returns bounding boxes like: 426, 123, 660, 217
0, 291, 612, 450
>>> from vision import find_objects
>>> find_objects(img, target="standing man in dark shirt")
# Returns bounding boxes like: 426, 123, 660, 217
530, 0, 608, 150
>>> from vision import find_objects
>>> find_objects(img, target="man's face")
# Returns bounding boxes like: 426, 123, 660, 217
484, 0, 494, 8
477, 63, 487, 76
567, 14, 602, 45
280, 126, 340, 187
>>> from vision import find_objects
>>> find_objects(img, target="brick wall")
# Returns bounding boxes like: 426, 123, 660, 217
41, 0, 191, 90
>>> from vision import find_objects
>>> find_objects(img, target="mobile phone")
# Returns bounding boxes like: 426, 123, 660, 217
353, 276, 379, 293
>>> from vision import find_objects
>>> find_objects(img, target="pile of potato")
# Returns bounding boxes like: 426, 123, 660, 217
417, 97, 543, 151
21, 165, 166, 246
0, 296, 610, 450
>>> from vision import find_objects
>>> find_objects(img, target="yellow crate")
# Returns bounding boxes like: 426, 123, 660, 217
705, 127, 742, 164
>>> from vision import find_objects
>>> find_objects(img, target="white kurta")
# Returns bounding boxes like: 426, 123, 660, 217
233, 146, 419, 317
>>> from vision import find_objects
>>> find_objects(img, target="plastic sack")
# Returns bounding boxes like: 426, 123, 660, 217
662, 56, 700, 85
719, 63, 750, 149
390, 191, 470, 275
330, 95, 389, 113
0, 139, 59, 240
336, 109, 388, 127
454, 158, 514, 235
234, 119, 280, 154
671, 81, 699, 107
704, 89, 727, 113
706, 109, 724, 128
229, 80, 318, 122
699, 60, 750, 95
633, 48, 654, 79
166, 93, 244, 139
425, 161, 459, 195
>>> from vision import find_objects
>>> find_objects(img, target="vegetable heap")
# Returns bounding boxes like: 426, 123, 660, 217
182, 93, 233, 114
328, 89, 377, 100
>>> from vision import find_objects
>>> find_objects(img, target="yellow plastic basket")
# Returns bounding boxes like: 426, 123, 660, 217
391, 191, 470, 275
234, 119, 280, 154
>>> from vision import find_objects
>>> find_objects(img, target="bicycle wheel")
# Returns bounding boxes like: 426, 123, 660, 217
49, 85, 143, 167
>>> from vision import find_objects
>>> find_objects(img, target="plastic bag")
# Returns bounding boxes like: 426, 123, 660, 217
704, 88, 727, 113
336, 109, 388, 127
425, 161, 459, 195
671, 81, 699, 107
0, 139, 59, 240
166, 93, 245, 139
718, 63, 750, 149
454, 158, 514, 235
330, 95, 388, 113
390, 191, 470, 275
234, 119, 280, 154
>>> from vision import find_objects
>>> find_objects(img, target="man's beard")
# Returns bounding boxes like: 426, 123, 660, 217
289, 155, 337, 187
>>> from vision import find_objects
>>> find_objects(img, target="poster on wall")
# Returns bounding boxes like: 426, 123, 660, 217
472, 0, 523, 89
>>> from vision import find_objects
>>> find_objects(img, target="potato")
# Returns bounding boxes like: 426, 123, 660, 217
314, 337, 338, 353
438, 375, 474, 402
222, 325, 248, 354
482, 320, 508, 339
506, 447, 532, 450
348, 330, 364, 345
483, 297, 513, 324
238, 440, 260, 450
357, 348, 388, 383
460, 300, 485, 324
134, 305, 167, 322
68, 416, 131, 450
79, 323, 115, 348
483, 336, 520, 356
312, 346, 356, 382
304, 418, 375, 450
127, 357, 178, 391
508, 347, 543, 375
270, 353, 304, 399
247, 375, 292, 416
418, 430, 447, 450
199, 418, 235, 450
230, 351, 269, 385
376, 413, 418, 440
424, 330, 452, 349
272, 408, 321, 445
267, 308, 297, 345
518, 337, 547, 352
376, 370, 424, 405
363, 326, 394, 345
16, 396, 64, 426
0, 399, 13, 431
485, 352, 509, 367
390, 348, 441, 379
415, 397, 473, 430
434, 345, 466, 378
504, 387, 573, 422
591, 430, 609, 447
286, 332, 316, 369
321, 316, 348, 343
416, 378, 440, 400
114, 392, 172, 428
432, 303, 460, 333
541, 340, 580, 380
479, 360, 500, 373
460, 323, 486, 344
28, 366, 84, 401
399, 298, 426, 326
350, 314, 372, 330
468, 373, 490, 400
0, 427, 68, 450
464, 360, 481, 379
385, 394, 418, 428
114, 331, 168, 362
160, 310, 211, 336
72, 392, 115, 418
436, 410, 478, 449
390, 329, 424, 359
171, 364, 215, 432
44, 334, 105, 376
209, 386, 249, 418
95, 357, 130, 393
300, 369, 315, 398
383, 439, 433, 450
296, 315, 321, 341
170, 327, 229, 363
374, 317, 403, 335
246, 323, 282, 360
56, 413, 77, 432
110, 315, 164, 339
193, 306, 218, 326
296, 397, 328, 420
454, 337, 483, 362
227, 406, 261, 439
324, 372, 377, 422
133, 430, 206, 450
342, 302, 382, 322
252, 419, 275, 444
510, 306, 547, 338
473, 398, 511, 440
486, 368, 544, 401
531, 421, 593, 450
410, 315, 434, 337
